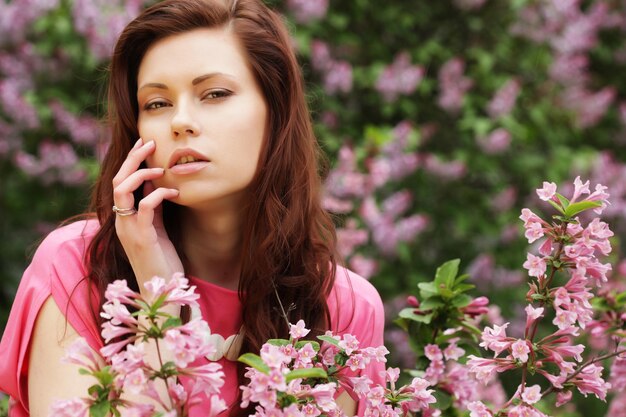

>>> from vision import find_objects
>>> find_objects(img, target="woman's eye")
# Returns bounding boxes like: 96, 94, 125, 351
145, 101, 169, 110
202, 90, 231, 100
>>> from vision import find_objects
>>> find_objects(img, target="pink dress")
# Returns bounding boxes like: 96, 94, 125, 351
0, 220, 385, 416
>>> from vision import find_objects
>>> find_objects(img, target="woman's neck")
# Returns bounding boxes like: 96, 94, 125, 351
179, 206, 243, 290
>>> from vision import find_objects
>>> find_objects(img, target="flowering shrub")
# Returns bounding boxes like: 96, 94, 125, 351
239, 320, 438, 416
50, 274, 226, 417
396, 178, 626, 417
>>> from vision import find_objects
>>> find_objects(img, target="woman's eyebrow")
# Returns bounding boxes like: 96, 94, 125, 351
137, 82, 167, 92
138, 72, 236, 92
192, 72, 236, 85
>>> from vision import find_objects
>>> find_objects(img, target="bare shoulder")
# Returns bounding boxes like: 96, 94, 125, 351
28, 297, 99, 417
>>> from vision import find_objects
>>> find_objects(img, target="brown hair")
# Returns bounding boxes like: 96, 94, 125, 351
87, 0, 337, 412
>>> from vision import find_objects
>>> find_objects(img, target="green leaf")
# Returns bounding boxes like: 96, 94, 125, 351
295, 340, 320, 352
555, 193, 570, 207
455, 283, 475, 293
285, 367, 328, 382
405, 369, 425, 378
161, 316, 182, 330
398, 308, 433, 324
92, 368, 113, 386
267, 339, 290, 346
548, 199, 565, 214
434, 259, 460, 289
418, 282, 438, 299
564, 200, 602, 218
317, 335, 341, 347
89, 400, 111, 417
451, 294, 473, 308
238, 353, 270, 374
419, 297, 445, 310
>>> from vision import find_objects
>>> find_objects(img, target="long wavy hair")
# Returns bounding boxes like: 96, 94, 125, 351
87, 0, 337, 410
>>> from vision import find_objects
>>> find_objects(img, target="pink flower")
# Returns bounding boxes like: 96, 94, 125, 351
479, 323, 512, 355
424, 344, 443, 361
536, 181, 557, 201
287, 0, 328, 24
511, 339, 531, 363
467, 401, 493, 417
477, 128, 512, 154
524, 222, 545, 244
375, 52, 425, 102
124, 368, 148, 395
487, 79, 521, 119
61, 338, 99, 370
104, 279, 137, 304
555, 389, 573, 407
523, 253, 546, 278
49, 398, 89, 417
520, 384, 541, 404
338, 334, 359, 355
289, 320, 311, 339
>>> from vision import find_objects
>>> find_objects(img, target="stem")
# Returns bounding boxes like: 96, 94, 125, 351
153, 323, 175, 409
541, 348, 626, 397
518, 222, 568, 403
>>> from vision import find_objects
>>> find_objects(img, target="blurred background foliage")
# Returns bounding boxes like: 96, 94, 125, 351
1, 0, 626, 415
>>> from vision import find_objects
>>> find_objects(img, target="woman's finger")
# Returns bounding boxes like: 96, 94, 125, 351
112, 139, 156, 188
113, 167, 164, 204
136, 187, 179, 229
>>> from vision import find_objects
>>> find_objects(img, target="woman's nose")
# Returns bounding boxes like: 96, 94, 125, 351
171, 102, 200, 138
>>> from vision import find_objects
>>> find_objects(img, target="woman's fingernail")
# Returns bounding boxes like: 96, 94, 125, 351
145, 140, 155, 148
133, 138, 143, 149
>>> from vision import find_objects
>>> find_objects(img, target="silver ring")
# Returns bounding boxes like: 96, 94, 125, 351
112, 205, 137, 216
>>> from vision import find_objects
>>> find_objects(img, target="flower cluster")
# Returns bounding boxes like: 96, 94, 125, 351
239, 319, 437, 417
50, 274, 226, 417
322, 122, 427, 274
466, 177, 621, 416
375, 52, 425, 103
396, 260, 507, 415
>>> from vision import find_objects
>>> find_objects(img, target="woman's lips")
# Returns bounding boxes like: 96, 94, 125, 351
168, 160, 210, 175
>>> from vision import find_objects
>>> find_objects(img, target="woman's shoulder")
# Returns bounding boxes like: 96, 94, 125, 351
332, 265, 384, 311
329, 265, 385, 343
34, 218, 100, 262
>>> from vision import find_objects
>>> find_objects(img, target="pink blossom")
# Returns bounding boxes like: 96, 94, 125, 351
524, 222, 545, 244
61, 338, 99, 370
289, 320, 311, 339
123, 368, 148, 395
511, 339, 531, 363
479, 323, 512, 355
570, 363, 611, 400
323, 60, 353, 95
523, 253, 547, 278
286, 0, 328, 24
477, 128, 512, 154
437, 58, 473, 113
104, 279, 137, 305
520, 384, 541, 404
348, 254, 378, 280
555, 389, 573, 407
487, 79, 521, 118
375, 52, 425, 102
536, 181, 557, 201
467, 401, 493, 417
49, 398, 89, 417
424, 344, 443, 361
338, 334, 359, 355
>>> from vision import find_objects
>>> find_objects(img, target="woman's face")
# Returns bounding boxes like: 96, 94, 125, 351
136, 27, 267, 210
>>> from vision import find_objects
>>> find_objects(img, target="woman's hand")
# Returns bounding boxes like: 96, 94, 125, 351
112, 138, 182, 293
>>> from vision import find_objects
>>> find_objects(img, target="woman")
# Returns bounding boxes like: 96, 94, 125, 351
0, 0, 385, 416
